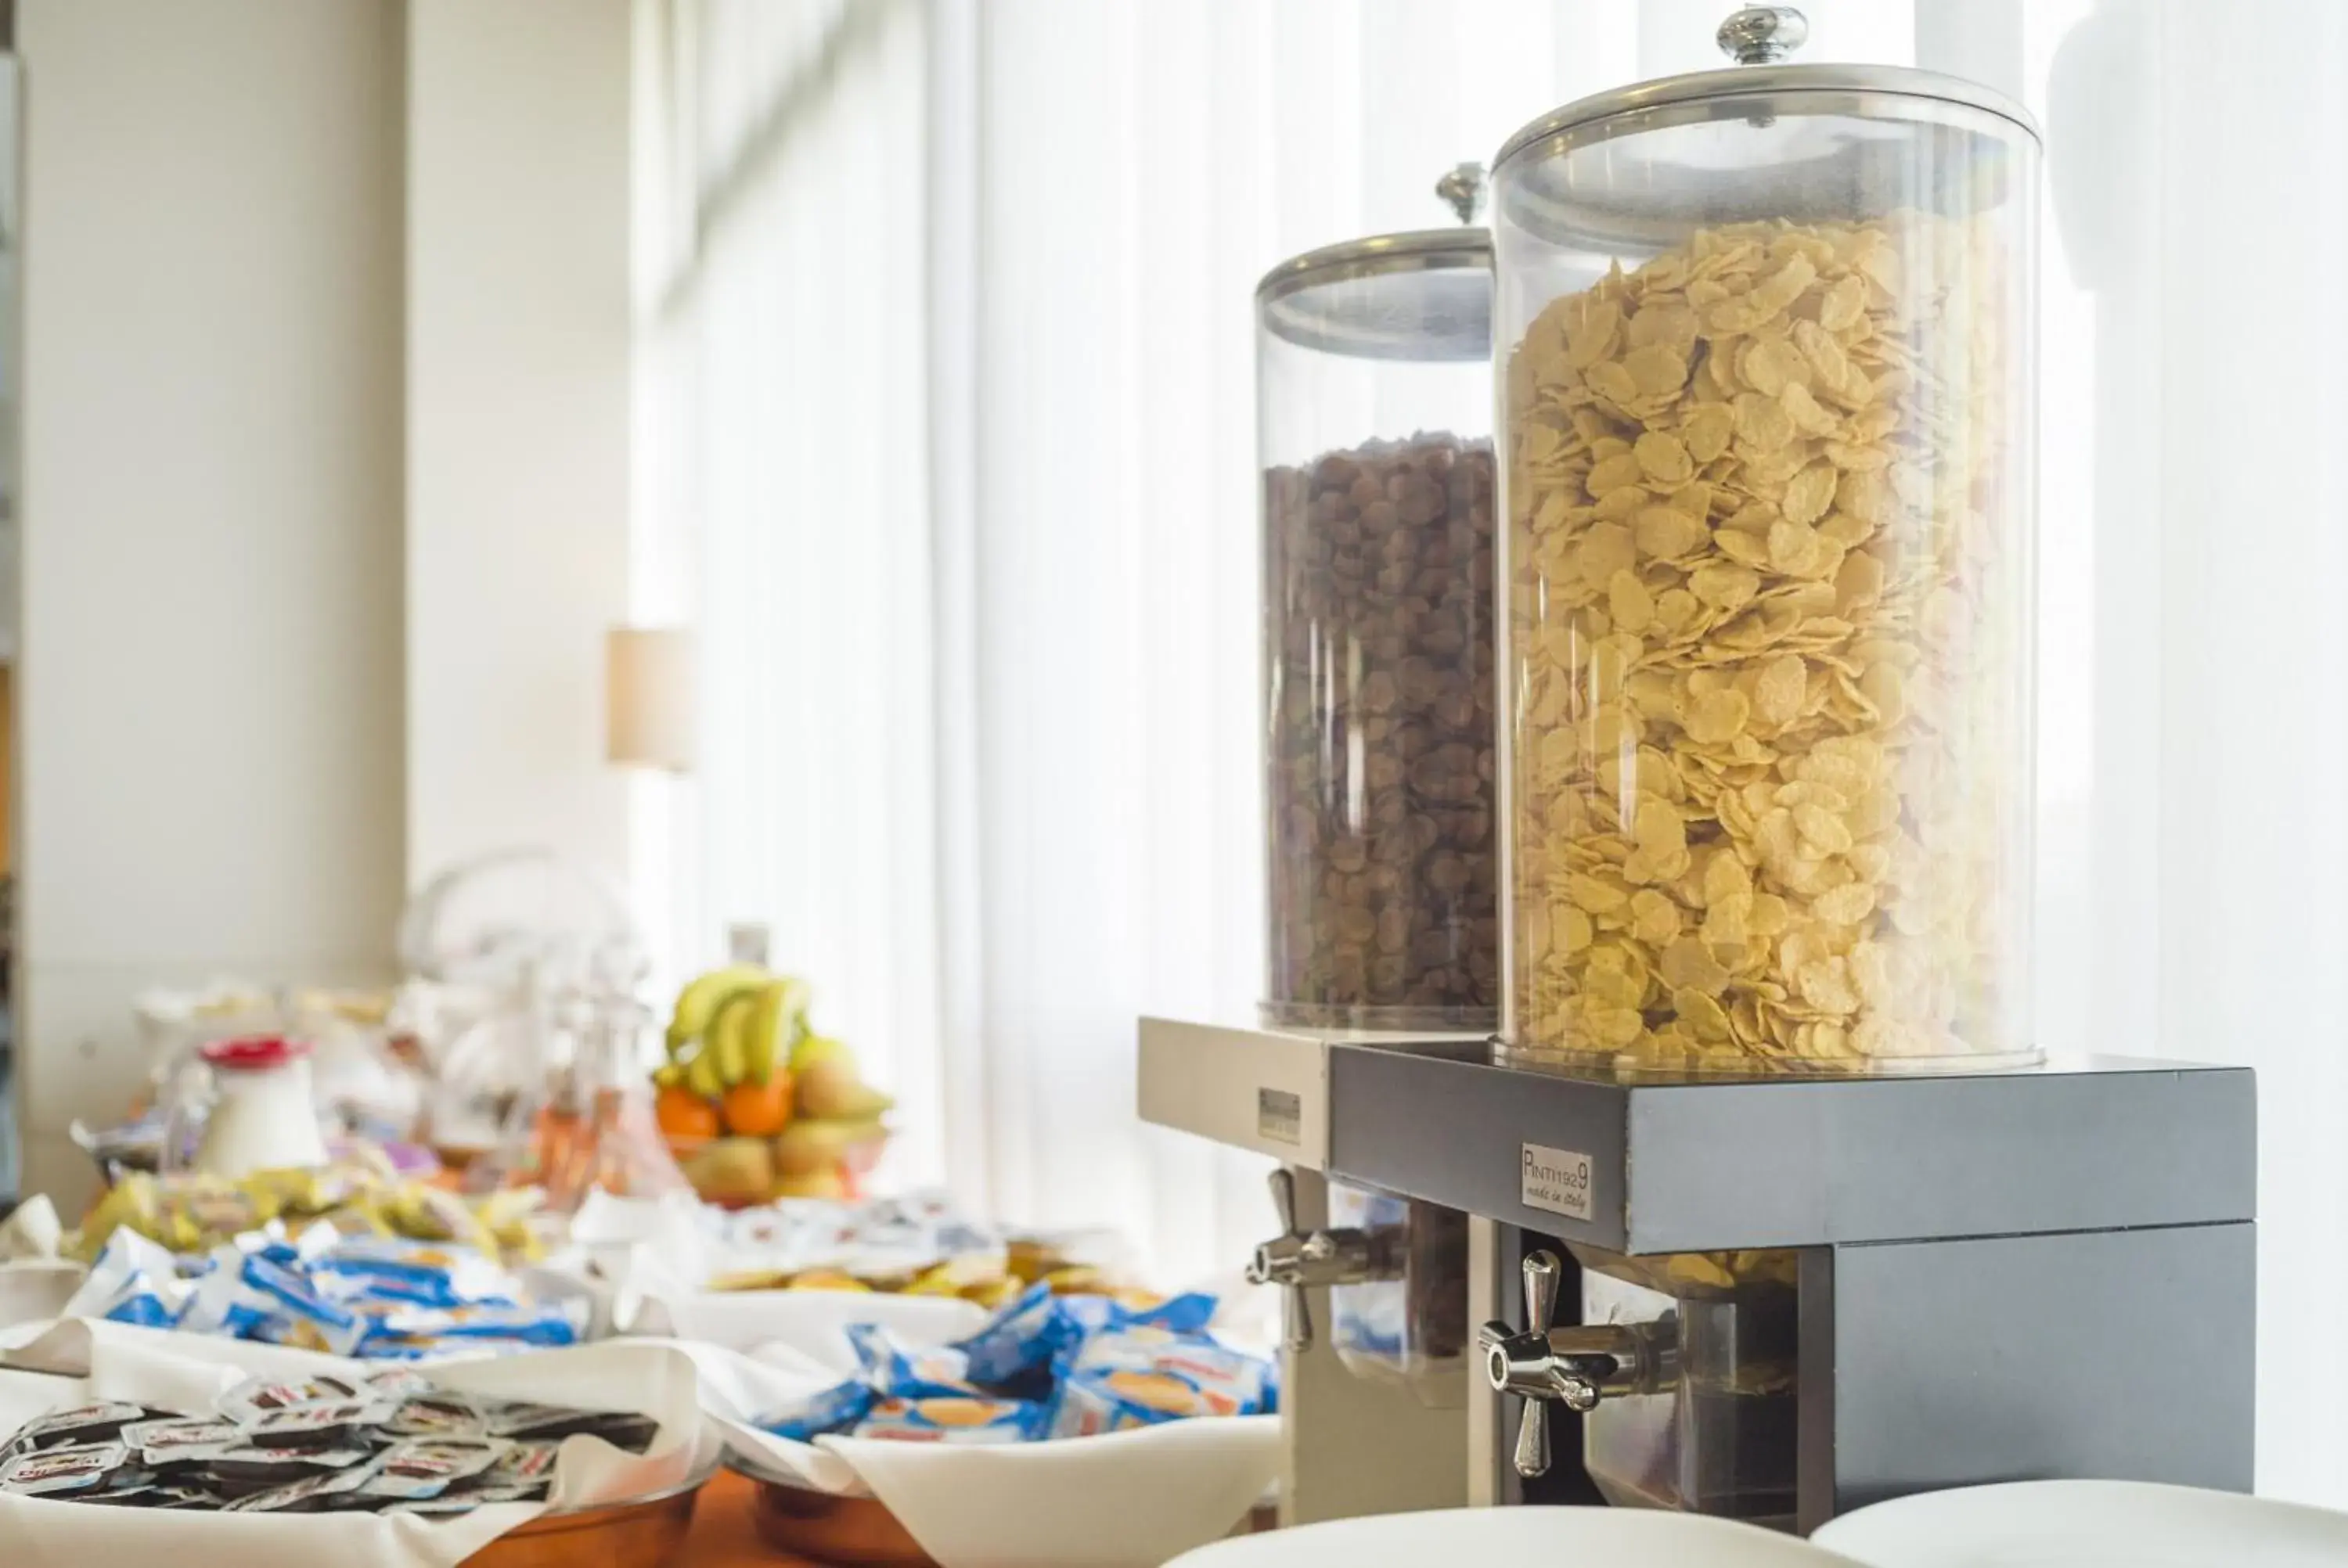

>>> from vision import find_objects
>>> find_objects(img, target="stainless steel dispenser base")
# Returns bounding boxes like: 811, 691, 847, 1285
1328, 1049, 2256, 1530
1136, 1018, 1478, 1526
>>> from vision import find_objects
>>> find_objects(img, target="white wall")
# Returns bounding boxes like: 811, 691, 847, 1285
406, 0, 633, 890
16, 0, 409, 1205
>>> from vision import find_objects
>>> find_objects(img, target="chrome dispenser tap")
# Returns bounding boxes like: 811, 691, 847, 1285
1247, 1167, 1400, 1351
1477, 1250, 1671, 1477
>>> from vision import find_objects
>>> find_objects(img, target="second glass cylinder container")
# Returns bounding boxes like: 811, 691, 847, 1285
1257, 203, 1498, 1033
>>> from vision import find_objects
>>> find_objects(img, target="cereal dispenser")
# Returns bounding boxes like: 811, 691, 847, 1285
1492, 6, 2037, 1080
1142, 5, 2255, 1544
1258, 165, 1498, 1034
1139, 169, 1502, 1527
1326, 5, 2253, 1537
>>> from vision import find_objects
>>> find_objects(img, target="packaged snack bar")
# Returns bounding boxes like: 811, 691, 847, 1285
180, 1249, 372, 1358
362, 1300, 582, 1347
850, 1396, 1050, 1444
953, 1281, 1082, 1383
1066, 1325, 1272, 1396
0, 1441, 132, 1498
1059, 1290, 1219, 1343
312, 1236, 513, 1308
757, 1379, 876, 1443
58, 1229, 192, 1330
845, 1323, 985, 1400
1049, 1325, 1275, 1437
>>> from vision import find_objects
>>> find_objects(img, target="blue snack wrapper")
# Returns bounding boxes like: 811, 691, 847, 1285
844, 1323, 985, 1399
753, 1279, 1277, 1447
179, 1247, 370, 1357
311, 1238, 516, 1309
852, 1395, 1050, 1444
951, 1282, 1082, 1384
362, 1300, 581, 1349
758, 1379, 877, 1443
59, 1228, 190, 1331
1057, 1289, 1219, 1347
1050, 1325, 1275, 1437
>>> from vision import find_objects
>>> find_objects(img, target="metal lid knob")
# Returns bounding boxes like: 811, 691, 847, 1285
1435, 161, 1486, 225
1716, 5, 1808, 65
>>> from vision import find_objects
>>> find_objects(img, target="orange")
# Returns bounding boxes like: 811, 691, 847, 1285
722, 1074, 795, 1136
654, 1085, 722, 1141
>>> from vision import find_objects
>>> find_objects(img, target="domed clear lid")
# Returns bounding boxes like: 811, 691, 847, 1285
1256, 164, 1494, 362
1492, 5, 2040, 251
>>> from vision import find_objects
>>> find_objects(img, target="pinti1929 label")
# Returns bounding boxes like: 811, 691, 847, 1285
1257, 1088, 1302, 1145
1521, 1142, 1594, 1221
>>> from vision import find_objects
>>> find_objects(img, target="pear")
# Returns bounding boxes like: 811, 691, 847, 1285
772, 1116, 886, 1178
771, 1167, 851, 1201
795, 1057, 895, 1121
788, 1031, 855, 1076
680, 1135, 775, 1208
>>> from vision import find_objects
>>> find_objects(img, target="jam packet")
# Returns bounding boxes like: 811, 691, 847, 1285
478, 1401, 657, 1451
6, 1403, 158, 1455
382, 1394, 489, 1439
222, 1463, 381, 1514
0, 1441, 132, 1498
358, 1437, 511, 1501
475, 1440, 560, 1488
216, 1373, 369, 1422
120, 1418, 243, 1468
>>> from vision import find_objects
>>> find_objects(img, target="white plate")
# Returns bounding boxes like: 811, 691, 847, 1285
1813, 1480, 2348, 1566
1167, 1505, 1846, 1567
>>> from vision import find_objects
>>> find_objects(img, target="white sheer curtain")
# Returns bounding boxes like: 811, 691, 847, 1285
639, 0, 2348, 1499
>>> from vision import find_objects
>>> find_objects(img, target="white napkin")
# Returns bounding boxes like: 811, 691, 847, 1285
0, 1325, 712, 1568
0, 1199, 64, 1263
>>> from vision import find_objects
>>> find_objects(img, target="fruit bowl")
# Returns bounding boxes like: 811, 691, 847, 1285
663, 1122, 893, 1208
654, 965, 897, 1207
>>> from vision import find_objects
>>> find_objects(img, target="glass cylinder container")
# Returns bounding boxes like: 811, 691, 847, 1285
1493, 6, 2040, 1076
1326, 1178, 1469, 1408
1258, 171, 1500, 1032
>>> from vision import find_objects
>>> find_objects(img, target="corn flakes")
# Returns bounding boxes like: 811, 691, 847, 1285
1502, 215, 2023, 1074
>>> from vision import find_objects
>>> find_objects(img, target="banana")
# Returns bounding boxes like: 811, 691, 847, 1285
744, 977, 809, 1085
709, 991, 755, 1087
652, 1061, 684, 1090
667, 963, 769, 1051
685, 1041, 726, 1099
